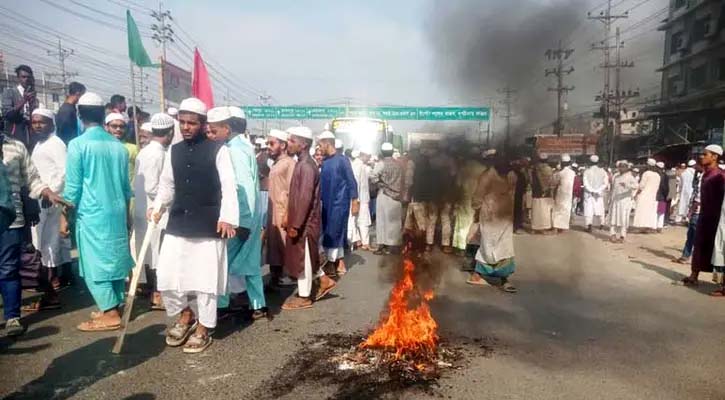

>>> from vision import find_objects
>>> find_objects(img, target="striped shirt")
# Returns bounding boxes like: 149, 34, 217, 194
1, 135, 47, 228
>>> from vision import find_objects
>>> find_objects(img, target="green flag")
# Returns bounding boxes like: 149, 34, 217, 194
126, 10, 157, 67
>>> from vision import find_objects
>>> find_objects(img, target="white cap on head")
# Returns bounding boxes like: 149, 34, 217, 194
571, 162, 578, 168
104, 112, 127, 125
78, 92, 103, 106
539, 153, 549, 160
351, 150, 360, 158
150, 113, 175, 130
335, 139, 343, 149
381, 142, 394, 151
179, 97, 207, 116
207, 106, 232, 123
483, 148, 497, 158
140, 122, 152, 132
656, 161, 665, 169
254, 137, 265, 145
687, 159, 696, 167
317, 130, 335, 141
633, 168, 640, 172
590, 155, 599, 163
228, 106, 245, 119
268, 129, 288, 142
286, 126, 313, 140
705, 144, 724, 156
561, 153, 571, 162
167, 107, 178, 116
720, 164, 725, 170
647, 158, 656, 167
31, 108, 55, 120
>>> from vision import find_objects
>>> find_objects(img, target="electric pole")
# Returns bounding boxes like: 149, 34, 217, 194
498, 86, 517, 150
46, 38, 78, 87
545, 41, 575, 137
151, 2, 174, 111
589, 0, 628, 165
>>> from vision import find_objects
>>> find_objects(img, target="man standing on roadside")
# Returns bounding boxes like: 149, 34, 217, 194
552, 154, 575, 233
55, 82, 86, 145
583, 155, 609, 232
372, 142, 404, 255
2, 65, 38, 148
266, 129, 296, 288
281, 127, 336, 311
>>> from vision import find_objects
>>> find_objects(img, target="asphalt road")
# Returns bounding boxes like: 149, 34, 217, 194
1, 219, 724, 400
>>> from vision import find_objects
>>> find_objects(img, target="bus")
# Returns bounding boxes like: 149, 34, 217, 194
329, 117, 403, 154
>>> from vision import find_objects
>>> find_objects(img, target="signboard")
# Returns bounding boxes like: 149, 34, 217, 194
534, 134, 599, 156
163, 61, 192, 104
241, 106, 489, 121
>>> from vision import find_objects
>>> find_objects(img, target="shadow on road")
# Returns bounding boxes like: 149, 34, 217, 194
638, 246, 678, 262
630, 259, 719, 296
3, 324, 166, 400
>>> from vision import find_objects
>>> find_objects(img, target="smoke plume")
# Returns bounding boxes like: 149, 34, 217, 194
427, 0, 588, 134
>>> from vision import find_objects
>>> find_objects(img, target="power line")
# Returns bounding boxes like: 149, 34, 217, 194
545, 41, 576, 137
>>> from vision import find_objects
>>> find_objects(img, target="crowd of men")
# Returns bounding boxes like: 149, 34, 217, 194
2, 64, 725, 353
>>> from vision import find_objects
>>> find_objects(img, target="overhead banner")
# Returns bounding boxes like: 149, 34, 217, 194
163, 61, 192, 104
241, 106, 489, 121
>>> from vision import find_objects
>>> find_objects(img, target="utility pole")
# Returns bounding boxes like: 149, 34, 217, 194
151, 1, 174, 111
545, 40, 575, 137
46, 38, 78, 87
589, 0, 628, 165
259, 94, 272, 135
498, 86, 517, 150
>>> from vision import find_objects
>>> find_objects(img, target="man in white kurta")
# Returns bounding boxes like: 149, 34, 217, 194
552, 154, 575, 232
608, 161, 639, 242
583, 155, 609, 231
153, 98, 239, 353
28, 108, 69, 309
348, 150, 372, 250
133, 113, 174, 309
632, 159, 661, 232
676, 160, 696, 223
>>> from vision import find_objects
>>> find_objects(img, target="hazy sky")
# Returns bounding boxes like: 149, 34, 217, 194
0, 0, 666, 135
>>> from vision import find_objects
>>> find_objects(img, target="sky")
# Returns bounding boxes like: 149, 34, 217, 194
0, 0, 667, 137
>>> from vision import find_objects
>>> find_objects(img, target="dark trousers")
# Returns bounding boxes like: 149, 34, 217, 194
513, 193, 525, 230
682, 214, 699, 259
0, 228, 23, 320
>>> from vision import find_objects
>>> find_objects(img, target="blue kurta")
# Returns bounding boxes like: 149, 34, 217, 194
226, 135, 262, 277
320, 154, 358, 248
63, 126, 134, 283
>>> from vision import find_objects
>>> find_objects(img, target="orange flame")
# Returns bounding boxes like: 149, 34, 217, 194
362, 258, 439, 359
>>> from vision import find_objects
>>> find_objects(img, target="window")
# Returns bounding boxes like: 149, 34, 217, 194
671, 32, 684, 54
690, 64, 707, 89
693, 16, 711, 41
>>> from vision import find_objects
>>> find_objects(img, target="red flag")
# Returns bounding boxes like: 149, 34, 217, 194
192, 48, 214, 109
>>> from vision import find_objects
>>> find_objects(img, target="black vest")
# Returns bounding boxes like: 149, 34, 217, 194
165, 135, 224, 238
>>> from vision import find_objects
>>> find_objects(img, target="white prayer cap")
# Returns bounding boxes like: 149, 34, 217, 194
31, 108, 55, 120
483, 148, 497, 158
561, 153, 571, 162
720, 164, 725, 170
254, 137, 265, 145
393, 151, 401, 159
351, 150, 360, 158
167, 107, 178, 116
381, 142, 394, 151
571, 162, 578, 168
687, 159, 696, 167
179, 97, 207, 116
633, 168, 640, 173
268, 129, 288, 142
335, 139, 343, 149
317, 130, 335, 141
140, 122, 152, 132
207, 106, 232, 123
646, 158, 656, 167
539, 153, 549, 160
228, 106, 246, 119
78, 92, 103, 106
590, 155, 599, 163
656, 161, 665, 169
104, 112, 127, 125
705, 144, 723, 156
150, 113, 174, 130
286, 126, 313, 140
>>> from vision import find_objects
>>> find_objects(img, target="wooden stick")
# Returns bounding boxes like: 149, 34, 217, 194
112, 223, 156, 354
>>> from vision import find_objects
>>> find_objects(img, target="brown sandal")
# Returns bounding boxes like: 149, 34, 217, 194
21, 299, 61, 313
315, 280, 337, 301
77, 318, 121, 332
282, 296, 313, 310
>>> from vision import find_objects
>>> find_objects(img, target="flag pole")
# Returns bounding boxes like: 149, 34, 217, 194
159, 56, 166, 112
130, 61, 139, 145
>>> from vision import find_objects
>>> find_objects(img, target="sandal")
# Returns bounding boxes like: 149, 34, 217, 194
501, 281, 518, 293
676, 277, 699, 287
182, 332, 213, 354
672, 257, 689, 264
709, 289, 725, 297
77, 318, 121, 332
166, 320, 198, 347
281, 296, 313, 310
466, 276, 490, 287
21, 298, 61, 313
315, 280, 337, 301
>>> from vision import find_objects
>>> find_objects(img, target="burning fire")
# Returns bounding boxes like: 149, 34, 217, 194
362, 257, 439, 359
